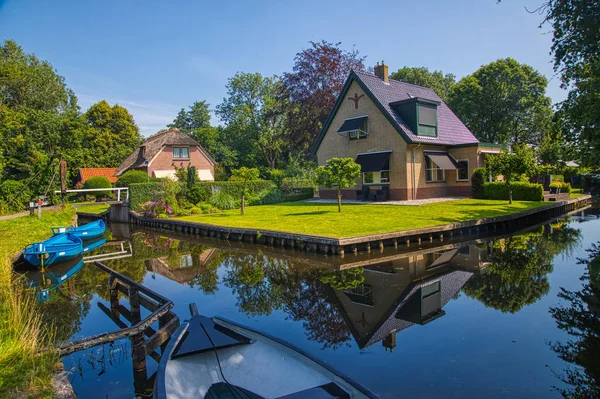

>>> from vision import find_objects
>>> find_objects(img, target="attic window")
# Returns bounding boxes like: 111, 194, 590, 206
173, 147, 189, 159
337, 116, 368, 140
417, 103, 438, 137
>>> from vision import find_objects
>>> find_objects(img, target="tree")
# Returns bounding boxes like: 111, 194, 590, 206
448, 58, 552, 146
216, 73, 289, 170
230, 167, 260, 215
281, 41, 367, 156
0, 40, 77, 112
542, 1, 600, 167
315, 158, 361, 213
486, 144, 537, 204
389, 66, 456, 102
82, 100, 142, 167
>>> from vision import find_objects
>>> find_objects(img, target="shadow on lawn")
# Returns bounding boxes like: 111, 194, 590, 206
283, 210, 330, 216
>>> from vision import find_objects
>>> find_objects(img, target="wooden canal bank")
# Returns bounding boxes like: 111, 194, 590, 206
122, 195, 592, 257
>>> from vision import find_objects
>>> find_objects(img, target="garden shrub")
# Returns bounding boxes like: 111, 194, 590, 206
196, 202, 218, 214
116, 170, 148, 187
197, 180, 273, 198
260, 190, 285, 205
187, 184, 211, 204
190, 206, 203, 215
549, 181, 571, 194
83, 176, 112, 200
129, 182, 165, 211
284, 187, 314, 202
483, 181, 544, 201
139, 200, 173, 218
0, 179, 31, 213
471, 168, 486, 199
209, 190, 236, 210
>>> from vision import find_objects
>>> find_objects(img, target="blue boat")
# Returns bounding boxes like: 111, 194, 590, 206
52, 220, 106, 240
26, 257, 85, 302
82, 236, 107, 254
23, 232, 83, 267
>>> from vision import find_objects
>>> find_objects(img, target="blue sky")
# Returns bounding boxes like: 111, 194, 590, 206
0, 0, 560, 136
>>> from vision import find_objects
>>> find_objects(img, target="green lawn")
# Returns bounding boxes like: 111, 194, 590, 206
74, 204, 110, 214
177, 199, 550, 238
570, 188, 586, 198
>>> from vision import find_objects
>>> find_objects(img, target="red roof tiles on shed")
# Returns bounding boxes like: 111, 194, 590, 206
78, 168, 118, 184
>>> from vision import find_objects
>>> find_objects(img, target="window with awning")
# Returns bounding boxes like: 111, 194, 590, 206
337, 116, 368, 140
355, 151, 391, 185
424, 152, 461, 183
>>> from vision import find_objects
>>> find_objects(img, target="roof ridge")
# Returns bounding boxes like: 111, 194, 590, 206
354, 69, 439, 95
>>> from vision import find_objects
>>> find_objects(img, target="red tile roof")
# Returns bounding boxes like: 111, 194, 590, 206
78, 168, 118, 183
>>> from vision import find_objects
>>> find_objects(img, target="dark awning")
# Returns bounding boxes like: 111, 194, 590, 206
425, 152, 461, 170
355, 151, 391, 172
337, 116, 368, 134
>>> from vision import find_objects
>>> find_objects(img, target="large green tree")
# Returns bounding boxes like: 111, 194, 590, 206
82, 100, 142, 168
448, 58, 553, 146
543, 1, 600, 167
486, 143, 537, 204
216, 72, 289, 170
315, 157, 361, 213
390, 66, 456, 102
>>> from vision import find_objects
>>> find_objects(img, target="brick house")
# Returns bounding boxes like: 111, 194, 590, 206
116, 128, 215, 181
312, 63, 501, 200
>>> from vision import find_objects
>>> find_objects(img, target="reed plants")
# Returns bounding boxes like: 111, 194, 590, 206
0, 206, 74, 397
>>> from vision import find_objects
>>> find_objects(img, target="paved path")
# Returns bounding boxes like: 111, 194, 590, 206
0, 205, 63, 221
303, 196, 469, 206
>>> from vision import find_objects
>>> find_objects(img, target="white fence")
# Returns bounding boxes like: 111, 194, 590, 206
55, 187, 129, 202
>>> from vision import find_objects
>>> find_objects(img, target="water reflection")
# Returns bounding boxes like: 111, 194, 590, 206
548, 242, 600, 398
31, 208, 600, 398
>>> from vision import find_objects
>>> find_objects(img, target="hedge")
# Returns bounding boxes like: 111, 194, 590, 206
483, 182, 544, 201
284, 187, 314, 202
116, 170, 150, 187
129, 182, 165, 211
196, 180, 274, 198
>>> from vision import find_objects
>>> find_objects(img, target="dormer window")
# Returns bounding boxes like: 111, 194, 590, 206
337, 116, 368, 140
390, 98, 440, 137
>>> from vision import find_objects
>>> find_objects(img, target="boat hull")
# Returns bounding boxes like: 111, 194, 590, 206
155, 314, 378, 399
52, 220, 106, 240
23, 233, 82, 267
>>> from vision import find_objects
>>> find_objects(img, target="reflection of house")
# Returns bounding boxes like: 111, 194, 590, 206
330, 245, 488, 349
116, 128, 215, 181
148, 249, 216, 284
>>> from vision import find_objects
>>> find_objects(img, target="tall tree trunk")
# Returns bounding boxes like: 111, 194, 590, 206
337, 188, 342, 213
508, 183, 513, 204
241, 193, 245, 215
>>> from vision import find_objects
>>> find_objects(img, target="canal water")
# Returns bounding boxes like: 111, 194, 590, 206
27, 207, 600, 398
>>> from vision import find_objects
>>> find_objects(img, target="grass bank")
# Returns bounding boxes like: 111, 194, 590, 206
74, 203, 110, 214
177, 199, 549, 238
0, 206, 75, 398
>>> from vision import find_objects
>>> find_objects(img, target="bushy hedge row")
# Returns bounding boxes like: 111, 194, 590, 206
549, 181, 571, 194
284, 187, 314, 202
129, 182, 165, 211
471, 168, 486, 199
483, 182, 544, 201
199, 180, 274, 197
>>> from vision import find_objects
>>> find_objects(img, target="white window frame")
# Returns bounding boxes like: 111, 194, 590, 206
173, 146, 190, 160
347, 117, 369, 141
456, 159, 469, 182
425, 157, 445, 183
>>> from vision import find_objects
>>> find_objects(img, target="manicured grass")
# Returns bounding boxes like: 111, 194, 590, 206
0, 206, 74, 397
570, 188, 586, 198
177, 199, 550, 238
75, 203, 110, 214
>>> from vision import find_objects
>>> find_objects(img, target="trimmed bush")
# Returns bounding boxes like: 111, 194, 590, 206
116, 170, 148, 187
549, 181, 571, 194
209, 190, 236, 210
484, 182, 544, 201
83, 176, 112, 200
187, 184, 211, 204
129, 182, 165, 211
471, 168, 486, 199
197, 180, 273, 198
284, 187, 314, 202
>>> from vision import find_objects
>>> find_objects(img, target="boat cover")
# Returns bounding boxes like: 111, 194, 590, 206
172, 316, 252, 359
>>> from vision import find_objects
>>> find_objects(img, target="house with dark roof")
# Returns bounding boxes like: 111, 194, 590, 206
116, 128, 215, 181
312, 62, 501, 200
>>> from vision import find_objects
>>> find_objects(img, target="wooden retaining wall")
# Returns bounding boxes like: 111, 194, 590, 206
128, 196, 592, 257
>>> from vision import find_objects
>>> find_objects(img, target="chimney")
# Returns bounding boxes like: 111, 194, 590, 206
374, 60, 389, 83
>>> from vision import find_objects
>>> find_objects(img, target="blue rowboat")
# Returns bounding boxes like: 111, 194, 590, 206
23, 232, 83, 267
52, 220, 106, 240
26, 256, 85, 303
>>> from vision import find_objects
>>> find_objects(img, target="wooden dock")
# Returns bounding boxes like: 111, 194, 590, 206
126, 195, 592, 257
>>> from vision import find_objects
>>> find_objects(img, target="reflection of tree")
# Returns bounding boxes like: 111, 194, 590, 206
319, 268, 365, 290
37, 291, 91, 344
548, 243, 600, 398
464, 226, 581, 313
